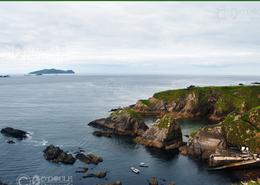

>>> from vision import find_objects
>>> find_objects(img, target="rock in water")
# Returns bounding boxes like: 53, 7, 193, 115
43, 145, 76, 164
75, 153, 103, 165
134, 114, 183, 150
6, 140, 15, 144
1, 127, 27, 139
89, 108, 148, 136
83, 171, 107, 179
148, 177, 158, 185
96, 181, 122, 185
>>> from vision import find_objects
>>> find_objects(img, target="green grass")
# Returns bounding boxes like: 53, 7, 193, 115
158, 113, 175, 129
152, 85, 260, 113
140, 99, 151, 106
111, 108, 144, 121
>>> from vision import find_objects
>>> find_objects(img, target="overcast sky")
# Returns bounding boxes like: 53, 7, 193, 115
0, 2, 260, 75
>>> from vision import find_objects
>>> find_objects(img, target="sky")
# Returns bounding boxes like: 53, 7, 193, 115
0, 2, 260, 75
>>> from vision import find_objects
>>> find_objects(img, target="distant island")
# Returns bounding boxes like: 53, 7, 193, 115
29, 69, 75, 75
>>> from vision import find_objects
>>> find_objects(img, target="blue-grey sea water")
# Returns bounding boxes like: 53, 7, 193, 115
0, 75, 259, 185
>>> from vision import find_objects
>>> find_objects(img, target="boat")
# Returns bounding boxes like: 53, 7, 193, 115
139, 162, 149, 167
130, 167, 140, 174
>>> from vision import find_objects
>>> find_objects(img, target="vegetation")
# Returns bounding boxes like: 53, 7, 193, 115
152, 85, 260, 115
158, 113, 175, 129
139, 99, 151, 106
111, 108, 144, 121
222, 106, 260, 153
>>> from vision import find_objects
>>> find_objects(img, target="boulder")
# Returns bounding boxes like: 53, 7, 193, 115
43, 145, 76, 164
1, 127, 27, 139
89, 108, 148, 136
134, 114, 183, 150
75, 153, 103, 165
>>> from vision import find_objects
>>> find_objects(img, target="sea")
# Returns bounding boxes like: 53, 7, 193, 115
0, 75, 259, 185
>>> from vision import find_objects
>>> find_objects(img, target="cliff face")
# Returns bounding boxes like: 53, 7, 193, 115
134, 114, 183, 150
88, 108, 148, 136
135, 86, 260, 122
187, 106, 260, 159
187, 125, 227, 159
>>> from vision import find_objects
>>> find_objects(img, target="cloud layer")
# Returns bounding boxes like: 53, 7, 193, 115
0, 2, 260, 75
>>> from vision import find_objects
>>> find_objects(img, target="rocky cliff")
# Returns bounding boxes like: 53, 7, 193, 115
134, 86, 260, 122
186, 106, 260, 159
134, 114, 183, 150
88, 108, 148, 136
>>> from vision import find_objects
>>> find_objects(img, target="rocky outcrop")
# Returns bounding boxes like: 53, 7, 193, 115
43, 145, 76, 164
75, 153, 103, 165
134, 86, 260, 122
187, 125, 227, 160
1, 127, 27, 139
83, 171, 107, 178
97, 181, 122, 185
6, 140, 15, 144
134, 114, 183, 150
221, 106, 260, 153
88, 108, 148, 136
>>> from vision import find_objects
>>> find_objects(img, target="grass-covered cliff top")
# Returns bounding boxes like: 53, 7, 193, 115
151, 85, 260, 113
111, 108, 144, 121
154, 85, 259, 102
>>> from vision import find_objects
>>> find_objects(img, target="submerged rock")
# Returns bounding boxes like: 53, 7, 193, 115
135, 114, 183, 150
96, 181, 122, 185
75, 153, 103, 165
93, 130, 113, 137
148, 177, 158, 185
75, 167, 88, 173
43, 145, 76, 164
6, 140, 15, 144
1, 127, 27, 139
89, 108, 148, 136
83, 171, 107, 178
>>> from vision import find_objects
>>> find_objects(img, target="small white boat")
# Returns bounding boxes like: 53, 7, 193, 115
139, 162, 149, 167
130, 167, 140, 174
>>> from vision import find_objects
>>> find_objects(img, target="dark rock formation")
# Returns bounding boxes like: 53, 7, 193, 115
83, 171, 107, 178
148, 177, 158, 185
0, 180, 7, 185
96, 181, 122, 185
187, 125, 227, 160
75, 153, 103, 165
1, 127, 27, 139
93, 130, 113, 137
89, 108, 148, 136
43, 145, 76, 164
134, 114, 183, 150
6, 140, 15, 144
